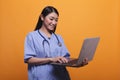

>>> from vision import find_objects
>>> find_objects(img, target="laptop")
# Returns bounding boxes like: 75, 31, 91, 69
51, 37, 100, 67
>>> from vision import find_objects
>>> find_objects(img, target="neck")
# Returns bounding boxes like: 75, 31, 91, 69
39, 27, 52, 38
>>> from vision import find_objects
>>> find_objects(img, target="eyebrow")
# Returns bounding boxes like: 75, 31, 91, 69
49, 16, 58, 19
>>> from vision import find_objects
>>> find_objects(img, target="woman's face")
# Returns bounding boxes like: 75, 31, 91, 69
41, 12, 58, 32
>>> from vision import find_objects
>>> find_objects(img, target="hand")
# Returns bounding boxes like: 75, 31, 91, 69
50, 56, 68, 63
81, 58, 88, 66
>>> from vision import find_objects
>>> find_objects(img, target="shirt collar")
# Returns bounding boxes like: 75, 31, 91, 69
38, 30, 54, 41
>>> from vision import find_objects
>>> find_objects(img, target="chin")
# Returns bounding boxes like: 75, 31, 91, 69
48, 26, 56, 32
49, 28, 55, 31
49, 30, 54, 32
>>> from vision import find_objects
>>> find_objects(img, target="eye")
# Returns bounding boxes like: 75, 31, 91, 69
49, 17, 58, 22
49, 18, 54, 21
55, 19, 58, 22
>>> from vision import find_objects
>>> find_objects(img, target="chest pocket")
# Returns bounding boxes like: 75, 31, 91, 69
50, 41, 62, 57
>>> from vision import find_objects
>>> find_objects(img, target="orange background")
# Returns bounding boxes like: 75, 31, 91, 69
0, 0, 120, 80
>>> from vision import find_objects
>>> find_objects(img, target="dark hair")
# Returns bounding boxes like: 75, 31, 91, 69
34, 6, 59, 32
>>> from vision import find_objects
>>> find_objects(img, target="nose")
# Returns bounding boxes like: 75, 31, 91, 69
52, 20, 57, 25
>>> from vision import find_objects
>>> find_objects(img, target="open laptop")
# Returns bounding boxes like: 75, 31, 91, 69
51, 37, 100, 67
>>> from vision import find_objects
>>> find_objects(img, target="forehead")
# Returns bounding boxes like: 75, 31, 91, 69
46, 12, 58, 18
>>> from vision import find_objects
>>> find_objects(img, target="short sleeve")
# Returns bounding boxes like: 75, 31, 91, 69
24, 33, 36, 63
58, 35, 70, 58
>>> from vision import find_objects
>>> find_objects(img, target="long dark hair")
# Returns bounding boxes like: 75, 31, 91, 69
34, 6, 59, 32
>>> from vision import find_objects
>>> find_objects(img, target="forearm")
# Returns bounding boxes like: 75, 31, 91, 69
27, 57, 52, 65
26, 56, 69, 65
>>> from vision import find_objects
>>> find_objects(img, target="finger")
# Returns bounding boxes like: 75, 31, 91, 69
56, 57, 68, 63
64, 58, 69, 63
83, 58, 88, 63
84, 58, 88, 62
61, 57, 69, 63
57, 58, 63, 63
57, 60, 62, 63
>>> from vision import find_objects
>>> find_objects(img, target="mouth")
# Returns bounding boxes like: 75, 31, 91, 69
48, 24, 56, 32
50, 24, 55, 27
49, 24, 56, 29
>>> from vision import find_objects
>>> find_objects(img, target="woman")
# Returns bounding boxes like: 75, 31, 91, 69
24, 6, 71, 80
24, 6, 87, 80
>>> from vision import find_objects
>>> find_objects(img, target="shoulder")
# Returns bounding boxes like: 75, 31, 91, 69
25, 30, 38, 40
26, 30, 38, 37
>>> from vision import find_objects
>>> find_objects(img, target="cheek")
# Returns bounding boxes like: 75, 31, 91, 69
43, 19, 50, 27
45, 18, 51, 24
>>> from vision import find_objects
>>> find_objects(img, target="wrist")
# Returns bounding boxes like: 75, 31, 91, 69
48, 58, 53, 62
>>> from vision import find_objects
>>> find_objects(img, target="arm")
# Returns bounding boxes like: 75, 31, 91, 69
26, 56, 69, 65
26, 57, 52, 65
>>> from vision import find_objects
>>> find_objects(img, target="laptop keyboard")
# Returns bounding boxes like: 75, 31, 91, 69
61, 58, 78, 65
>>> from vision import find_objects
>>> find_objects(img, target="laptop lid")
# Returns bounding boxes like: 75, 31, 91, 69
77, 37, 100, 64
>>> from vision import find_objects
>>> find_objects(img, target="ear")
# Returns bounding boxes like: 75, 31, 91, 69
40, 14, 44, 21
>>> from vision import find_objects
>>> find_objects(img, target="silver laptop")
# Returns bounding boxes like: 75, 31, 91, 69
51, 37, 100, 67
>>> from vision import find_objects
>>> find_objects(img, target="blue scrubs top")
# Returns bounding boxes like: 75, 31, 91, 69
24, 30, 71, 80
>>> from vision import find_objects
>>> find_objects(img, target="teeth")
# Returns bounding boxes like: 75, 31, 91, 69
50, 25, 54, 27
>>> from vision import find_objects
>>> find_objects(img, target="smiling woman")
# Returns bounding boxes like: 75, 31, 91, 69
24, 6, 71, 80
